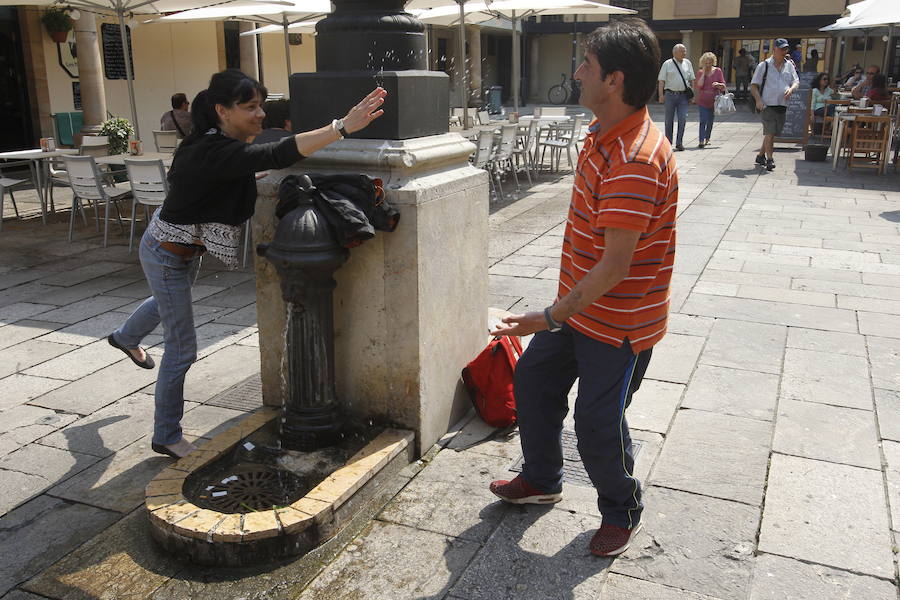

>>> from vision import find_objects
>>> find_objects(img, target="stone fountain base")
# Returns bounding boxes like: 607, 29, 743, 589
145, 408, 413, 567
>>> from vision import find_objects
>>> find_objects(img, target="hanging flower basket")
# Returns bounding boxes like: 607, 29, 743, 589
41, 7, 74, 44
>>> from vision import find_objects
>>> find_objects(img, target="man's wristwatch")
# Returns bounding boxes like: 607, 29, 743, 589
544, 306, 563, 333
333, 118, 349, 139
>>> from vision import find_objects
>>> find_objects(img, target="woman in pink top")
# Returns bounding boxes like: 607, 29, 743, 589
694, 51, 727, 147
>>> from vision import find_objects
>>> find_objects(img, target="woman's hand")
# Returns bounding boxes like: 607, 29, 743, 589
342, 88, 388, 134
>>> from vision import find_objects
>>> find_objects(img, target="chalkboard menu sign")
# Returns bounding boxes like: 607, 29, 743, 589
73, 82, 82, 110
101, 23, 134, 80
776, 70, 816, 143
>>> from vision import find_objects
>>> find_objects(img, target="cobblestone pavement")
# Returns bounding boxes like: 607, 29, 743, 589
1, 105, 899, 599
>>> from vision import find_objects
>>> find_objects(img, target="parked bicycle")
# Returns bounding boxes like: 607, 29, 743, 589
548, 73, 580, 105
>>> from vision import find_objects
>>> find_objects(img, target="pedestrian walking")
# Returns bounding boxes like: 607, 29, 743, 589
489, 18, 677, 558
107, 69, 386, 459
750, 38, 798, 172
657, 43, 694, 151
694, 51, 727, 147
732, 48, 755, 101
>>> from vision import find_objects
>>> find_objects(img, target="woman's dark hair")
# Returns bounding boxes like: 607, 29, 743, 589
872, 74, 887, 90
583, 19, 660, 109
170, 92, 188, 110
181, 69, 267, 147
262, 99, 290, 129
812, 72, 830, 89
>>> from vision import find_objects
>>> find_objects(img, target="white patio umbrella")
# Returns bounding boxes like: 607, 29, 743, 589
154, 0, 329, 76
820, 0, 897, 73
3, 0, 284, 140
411, 0, 634, 115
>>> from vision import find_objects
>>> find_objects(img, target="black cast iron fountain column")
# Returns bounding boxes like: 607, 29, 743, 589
257, 178, 348, 451
290, 0, 449, 140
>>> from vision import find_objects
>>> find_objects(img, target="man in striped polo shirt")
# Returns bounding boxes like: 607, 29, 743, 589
489, 18, 676, 558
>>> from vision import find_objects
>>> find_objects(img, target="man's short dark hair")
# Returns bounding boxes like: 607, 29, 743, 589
171, 93, 188, 110
263, 99, 291, 129
583, 19, 660, 109
738, 48, 746, 55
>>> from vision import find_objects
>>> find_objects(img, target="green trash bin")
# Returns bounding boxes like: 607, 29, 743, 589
487, 85, 503, 115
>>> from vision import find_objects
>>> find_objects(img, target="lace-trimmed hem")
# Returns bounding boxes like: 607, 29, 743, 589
147, 209, 243, 270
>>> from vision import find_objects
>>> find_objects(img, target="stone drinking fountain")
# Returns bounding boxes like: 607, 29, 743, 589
145, 0, 489, 567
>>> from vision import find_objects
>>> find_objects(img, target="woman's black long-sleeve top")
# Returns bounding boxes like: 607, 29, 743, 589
159, 130, 303, 226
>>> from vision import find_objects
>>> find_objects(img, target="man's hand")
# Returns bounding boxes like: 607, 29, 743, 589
784, 88, 794, 100
756, 99, 765, 111
489, 311, 546, 338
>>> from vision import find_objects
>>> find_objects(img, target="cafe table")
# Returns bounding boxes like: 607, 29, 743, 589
830, 109, 893, 174
0, 148, 78, 224
95, 152, 174, 168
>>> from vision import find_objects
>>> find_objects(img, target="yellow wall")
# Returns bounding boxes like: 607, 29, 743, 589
790, 0, 846, 16
39, 16, 317, 145
532, 34, 573, 104
42, 16, 220, 142
258, 32, 316, 97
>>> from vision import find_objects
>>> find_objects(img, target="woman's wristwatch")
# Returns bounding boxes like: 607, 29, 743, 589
544, 306, 563, 333
332, 119, 350, 139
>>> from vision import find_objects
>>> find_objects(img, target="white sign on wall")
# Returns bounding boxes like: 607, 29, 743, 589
57, 29, 78, 78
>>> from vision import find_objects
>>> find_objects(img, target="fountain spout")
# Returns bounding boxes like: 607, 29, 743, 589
257, 175, 348, 451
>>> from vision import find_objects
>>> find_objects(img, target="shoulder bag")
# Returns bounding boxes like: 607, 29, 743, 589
673, 60, 694, 101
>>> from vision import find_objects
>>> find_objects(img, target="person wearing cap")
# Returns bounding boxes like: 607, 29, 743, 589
750, 38, 798, 172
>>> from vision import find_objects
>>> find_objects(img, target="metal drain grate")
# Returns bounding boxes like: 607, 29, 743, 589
206, 374, 263, 412
192, 464, 306, 513
509, 430, 642, 487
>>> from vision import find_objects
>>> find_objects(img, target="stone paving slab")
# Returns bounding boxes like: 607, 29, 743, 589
758, 453, 894, 579
603, 574, 723, 600
612, 486, 758, 600
47, 437, 174, 514
866, 336, 900, 392
0, 319, 67, 351
23, 508, 179, 600
875, 388, 900, 442
785, 327, 868, 356
748, 554, 898, 600
780, 347, 871, 410
0, 373, 68, 412
28, 358, 159, 415
297, 520, 480, 600
882, 440, 900, 535
643, 333, 705, 384
627, 379, 683, 434
773, 399, 881, 469
681, 364, 779, 421
40, 393, 157, 458
0, 495, 119, 597
681, 294, 858, 332
450, 506, 609, 600
698, 318, 785, 375
651, 408, 771, 505
0, 339, 75, 383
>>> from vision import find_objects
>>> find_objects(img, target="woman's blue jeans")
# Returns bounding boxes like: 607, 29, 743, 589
698, 105, 715, 142
113, 230, 202, 445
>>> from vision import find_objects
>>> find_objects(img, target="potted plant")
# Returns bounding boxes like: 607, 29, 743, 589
98, 117, 134, 155
41, 6, 74, 43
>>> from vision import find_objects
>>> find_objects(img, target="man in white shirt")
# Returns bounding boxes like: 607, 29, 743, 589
657, 43, 694, 151
750, 38, 799, 172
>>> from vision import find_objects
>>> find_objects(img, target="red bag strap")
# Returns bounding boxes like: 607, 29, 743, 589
493, 335, 523, 364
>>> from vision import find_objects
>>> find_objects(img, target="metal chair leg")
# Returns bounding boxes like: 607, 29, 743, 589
103, 197, 110, 247
8, 190, 19, 219
129, 198, 138, 252
68, 196, 78, 241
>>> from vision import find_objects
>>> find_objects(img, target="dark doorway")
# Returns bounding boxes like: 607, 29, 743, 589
496, 34, 511, 102
0, 7, 35, 151
224, 21, 241, 69
658, 38, 679, 65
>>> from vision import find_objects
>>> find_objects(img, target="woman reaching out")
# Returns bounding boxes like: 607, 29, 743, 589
108, 69, 386, 458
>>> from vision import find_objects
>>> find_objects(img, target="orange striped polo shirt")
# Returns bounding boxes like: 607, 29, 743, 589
558, 107, 677, 353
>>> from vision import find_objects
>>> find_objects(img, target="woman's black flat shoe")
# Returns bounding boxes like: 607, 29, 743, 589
108, 333, 155, 369
151, 443, 180, 459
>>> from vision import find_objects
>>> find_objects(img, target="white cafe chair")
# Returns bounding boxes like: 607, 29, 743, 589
124, 158, 168, 252
63, 155, 132, 247
471, 129, 503, 202
153, 130, 179, 153
0, 161, 29, 232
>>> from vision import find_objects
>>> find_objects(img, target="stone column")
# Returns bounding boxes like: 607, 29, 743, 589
680, 30, 693, 66
239, 22, 260, 81
529, 35, 540, 104
466, 24, 482, 106
74, 14, 107, 135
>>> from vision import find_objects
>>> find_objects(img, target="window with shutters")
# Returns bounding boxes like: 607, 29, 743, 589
740, 0, 788, 17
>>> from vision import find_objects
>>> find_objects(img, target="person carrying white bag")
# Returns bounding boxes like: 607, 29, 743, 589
693, 52, 727, 147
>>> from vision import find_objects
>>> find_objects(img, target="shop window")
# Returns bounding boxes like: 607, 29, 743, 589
224, 22, 240, 69
609, 0, 652, 20
740, 0, 788, 17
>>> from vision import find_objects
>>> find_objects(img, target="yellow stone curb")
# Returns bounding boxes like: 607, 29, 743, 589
146, 407, 413, 547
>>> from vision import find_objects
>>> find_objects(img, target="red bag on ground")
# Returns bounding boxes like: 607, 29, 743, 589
461, 335, 524, 428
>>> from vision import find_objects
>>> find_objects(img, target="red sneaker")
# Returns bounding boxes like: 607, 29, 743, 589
589, 522, 642, 557
489, 475, 562, 505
